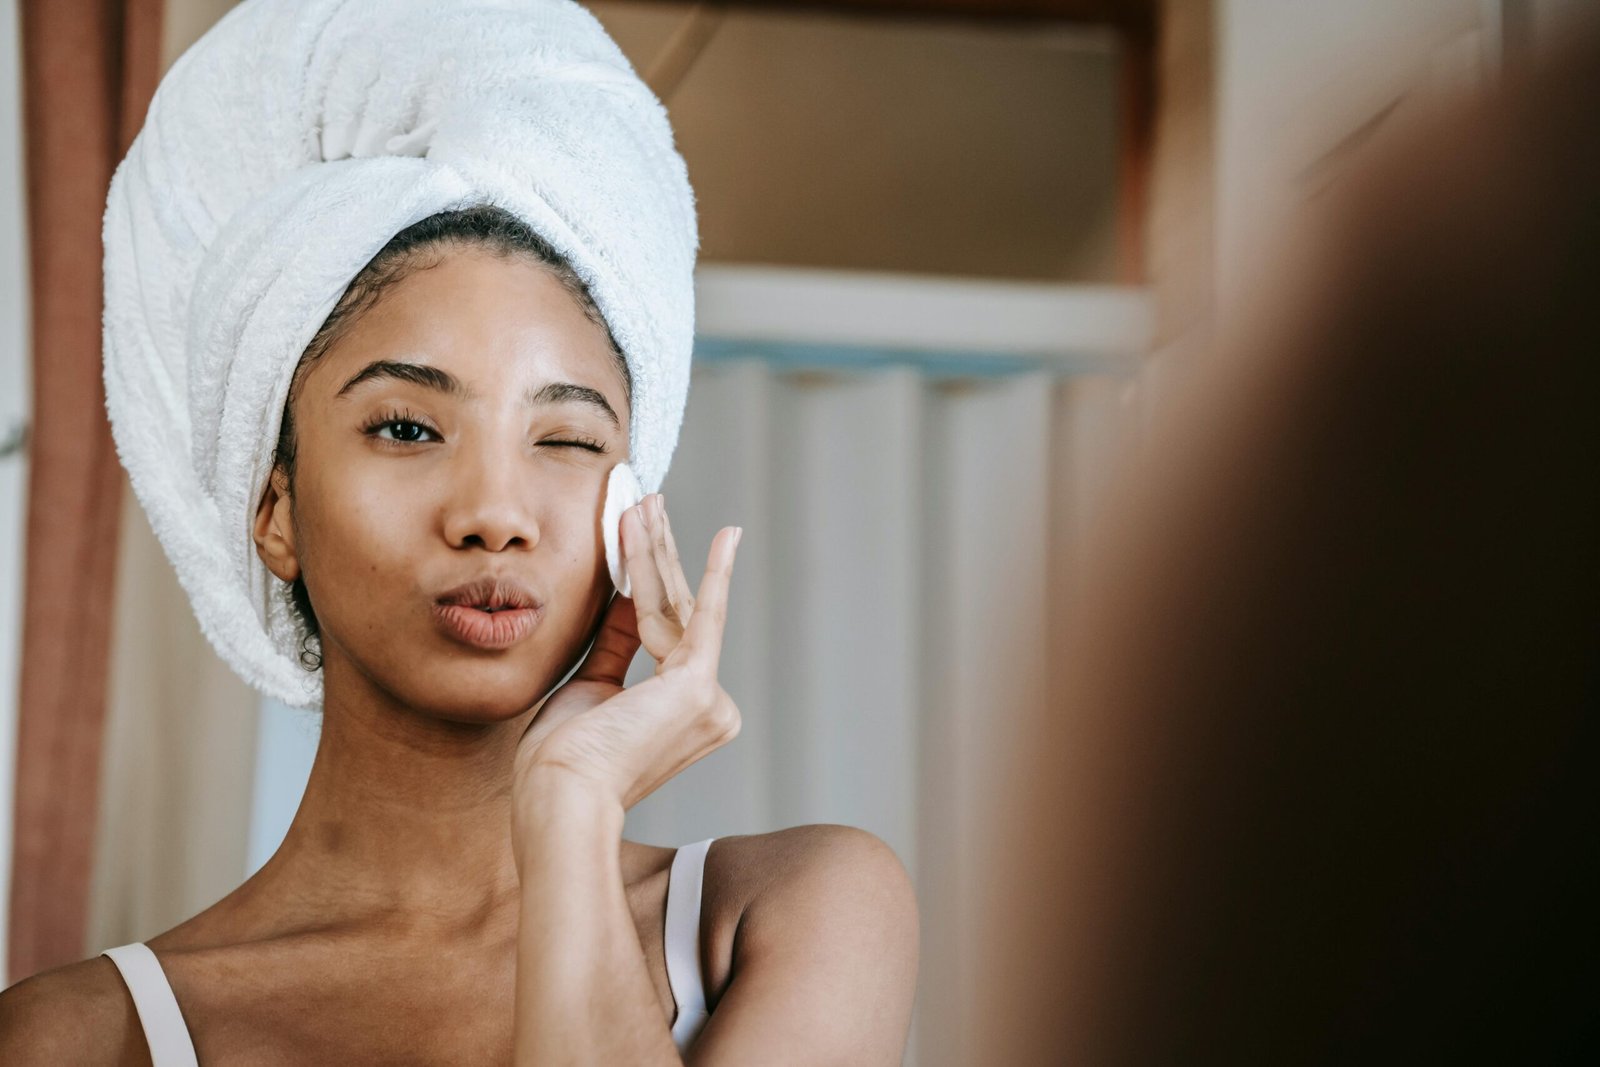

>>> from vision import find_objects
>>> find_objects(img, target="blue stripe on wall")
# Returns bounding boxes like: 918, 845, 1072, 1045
692, 337, 1132, 379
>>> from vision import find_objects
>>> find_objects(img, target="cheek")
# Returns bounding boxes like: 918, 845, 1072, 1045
296, 455, 609, 633
294, 465, 428, 633
544, 520, 610, 604
316, 470, 417, 564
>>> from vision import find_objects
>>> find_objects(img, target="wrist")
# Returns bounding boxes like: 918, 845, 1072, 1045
512, 766, 625, 848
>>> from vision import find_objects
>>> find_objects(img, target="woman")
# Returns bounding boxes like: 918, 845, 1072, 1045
0, 2, 918, 1063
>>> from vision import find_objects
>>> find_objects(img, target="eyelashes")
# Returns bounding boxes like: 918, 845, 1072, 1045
359, 407, 608, 453
360, 406, 439, 444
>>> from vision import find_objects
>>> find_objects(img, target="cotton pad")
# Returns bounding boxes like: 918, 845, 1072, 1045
603, 462, 644, 598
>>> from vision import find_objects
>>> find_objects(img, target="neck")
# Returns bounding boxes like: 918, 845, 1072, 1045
240, 662, 540, 941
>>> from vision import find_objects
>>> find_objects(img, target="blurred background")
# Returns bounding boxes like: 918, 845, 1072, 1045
0, 1, 1584, 1063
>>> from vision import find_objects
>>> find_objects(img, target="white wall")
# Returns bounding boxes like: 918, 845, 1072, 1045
245, 700, 318, 877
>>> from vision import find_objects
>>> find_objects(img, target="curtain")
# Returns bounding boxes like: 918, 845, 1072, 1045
623, 353, 1134, 1066
82, 0, 265, 964
0, 0, 31, 986
7, 0, 163, 983
85, 484, 260, 957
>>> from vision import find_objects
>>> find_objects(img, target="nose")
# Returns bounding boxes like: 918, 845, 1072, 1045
441, 441, 541, 553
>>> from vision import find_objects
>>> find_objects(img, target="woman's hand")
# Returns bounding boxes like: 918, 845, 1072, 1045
512, 493, 743, 829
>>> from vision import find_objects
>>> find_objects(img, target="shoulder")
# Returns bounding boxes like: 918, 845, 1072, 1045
702, 824, 918, 937
0, 954, 149, 1065
716, 823, 917, 916
690, 825, 919, 1062
729, 823, 918, 954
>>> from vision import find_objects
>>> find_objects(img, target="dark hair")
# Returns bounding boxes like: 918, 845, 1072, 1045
269, 202, 632, 672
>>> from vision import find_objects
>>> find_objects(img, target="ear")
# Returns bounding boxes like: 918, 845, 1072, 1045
253, 465, 300, 583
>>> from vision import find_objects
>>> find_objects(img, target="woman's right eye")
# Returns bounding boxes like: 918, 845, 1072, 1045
369, 419, 439, 444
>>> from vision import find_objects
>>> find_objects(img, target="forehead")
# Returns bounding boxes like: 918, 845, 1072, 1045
311, 246, 625, 405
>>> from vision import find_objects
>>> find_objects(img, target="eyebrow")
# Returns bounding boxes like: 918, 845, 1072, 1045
335, 359, 621, 430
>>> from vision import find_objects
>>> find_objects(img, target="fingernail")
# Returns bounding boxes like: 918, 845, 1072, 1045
733, 526, 744, 551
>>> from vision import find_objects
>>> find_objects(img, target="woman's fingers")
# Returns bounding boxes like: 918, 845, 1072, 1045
677, 525, 741, 678
654, 496, 698, 626
623, 494, 739, 674
623, 501, 678, 660
570, 593, 640, 686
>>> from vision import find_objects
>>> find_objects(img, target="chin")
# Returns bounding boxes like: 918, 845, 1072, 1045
336, 617, 589, 721
388, 655, 562, 724
414, 687, 545, 725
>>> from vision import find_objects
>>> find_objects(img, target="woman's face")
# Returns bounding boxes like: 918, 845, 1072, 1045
256, 246, 630, 723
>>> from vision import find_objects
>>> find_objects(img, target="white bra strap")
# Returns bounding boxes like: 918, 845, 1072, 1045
101, 943, 199, 1067
665, 837, 716, 1029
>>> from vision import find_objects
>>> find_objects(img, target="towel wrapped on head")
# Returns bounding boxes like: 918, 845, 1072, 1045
101, 0, 696, 710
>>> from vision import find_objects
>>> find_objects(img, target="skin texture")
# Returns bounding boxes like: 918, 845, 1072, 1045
0, 248, 919, 1063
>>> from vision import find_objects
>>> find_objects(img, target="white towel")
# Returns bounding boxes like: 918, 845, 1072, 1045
101, 0, 697, 710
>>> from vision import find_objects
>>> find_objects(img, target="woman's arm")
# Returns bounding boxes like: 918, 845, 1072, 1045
687, 824, 920, 1066
511, 774, 679, 1066
509, 496, 916, 1062
509, 784, 920, 1067
510, 496, 739, 1064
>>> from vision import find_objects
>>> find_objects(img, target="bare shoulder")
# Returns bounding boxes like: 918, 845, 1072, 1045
701, 824, 921, 973
0, 955, 150, 1065
725, 823, 918, 945
701, 825, 917, 941
689, 825, 920, 1063
712, 823, 916, 908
